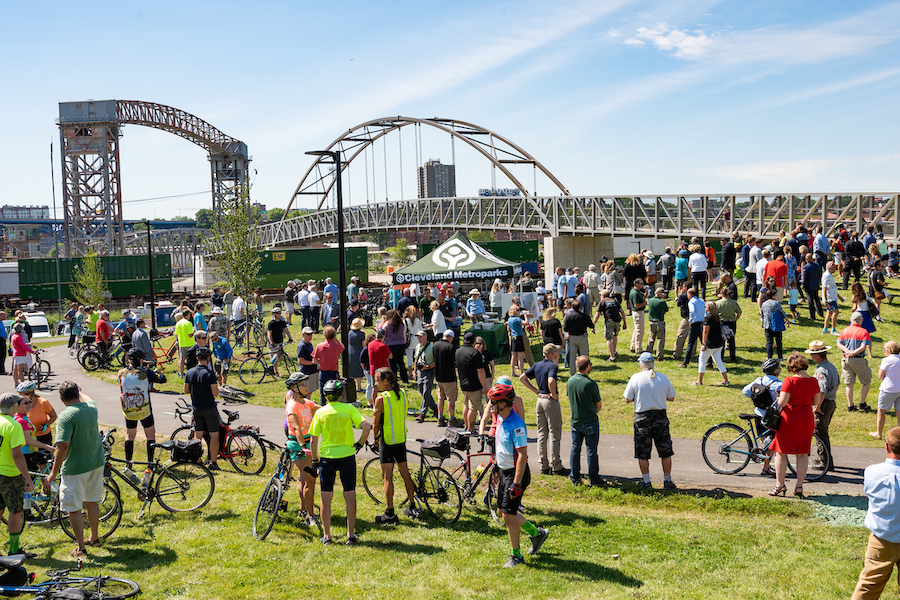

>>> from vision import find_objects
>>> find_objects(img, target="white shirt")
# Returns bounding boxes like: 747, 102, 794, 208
308, 291, 320, 308
431, 310, 447, 334
688, 253, 708, 274
232, 296, 246, 320
297, 288, 310, 307
880, 355, 900, 393
755, 258, 769, 284
748, 246, 763, 271
623, 370, 676, 413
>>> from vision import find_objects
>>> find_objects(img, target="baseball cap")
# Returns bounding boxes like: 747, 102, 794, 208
443, 329, 455, 338
0, 393, 19, 409
416, 329, 427, 336
463, 331, 477, 344
272, 307, 282, 313
301, 326, 314, 334
638, 352, 655, 364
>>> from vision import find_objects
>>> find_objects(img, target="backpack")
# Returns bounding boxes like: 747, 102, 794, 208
721, 323, 735, 341
749, 381, 772, 409
769, 308, 786, 333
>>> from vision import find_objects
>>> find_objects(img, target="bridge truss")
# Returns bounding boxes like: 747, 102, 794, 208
260, 193, 900, 247
58, 100, 249, 257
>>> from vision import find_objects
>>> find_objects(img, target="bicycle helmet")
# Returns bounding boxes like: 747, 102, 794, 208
761, 358, 781, 375
322, 379, 344, 402
286, 372, 309, 388
15, 381, 36, 394
487, 383, 516, 404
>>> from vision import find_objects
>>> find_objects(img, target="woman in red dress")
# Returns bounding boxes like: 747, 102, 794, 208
769, 351, 824, 497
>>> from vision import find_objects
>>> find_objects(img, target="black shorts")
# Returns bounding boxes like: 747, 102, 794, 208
193, 408, 221, 433
125, 413, 155, 429
379, 440, 408, 465
497, 465, 531, 516
634, 410, 674, 460
319, 456, 356, 493
511, 336, 525, 353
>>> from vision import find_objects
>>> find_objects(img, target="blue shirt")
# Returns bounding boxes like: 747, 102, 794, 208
862, 233, 877, 253
557, 276, 567, 299
524, 358, 557, 395
565, 275, 577, 298
742, 374, 782, 414
507, 316, 525, 337
466, 298, 485, 316
814, 233, 830, 255
297, 339, 317, 375
324, 283, 340, 299
801, 262, 822, 291
0, 320, 7, 340
785, 254, 798, 282
864, 458, 900, 543
675, 257, 689, 280
193, 313, 207, 332
741, 244, 751, 270
496, 410, 528, 471
211, 337, 232, 361
688, 296, 706, 323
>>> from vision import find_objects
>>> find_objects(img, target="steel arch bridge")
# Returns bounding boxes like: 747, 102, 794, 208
58, 100, 249, 256
260, 193, 900, 247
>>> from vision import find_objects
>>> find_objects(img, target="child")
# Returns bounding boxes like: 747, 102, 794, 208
788, 280, 799, 323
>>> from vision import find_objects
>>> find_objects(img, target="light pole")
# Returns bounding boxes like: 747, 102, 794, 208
305, 150, 349, 382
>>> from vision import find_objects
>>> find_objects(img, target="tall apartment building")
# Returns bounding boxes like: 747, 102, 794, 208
417, 160, 456, 198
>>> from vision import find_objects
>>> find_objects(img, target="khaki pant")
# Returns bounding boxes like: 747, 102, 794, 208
673, 317, 690, 360
437, 381, 458, 417
568, 334, 589, 375
631, 310, 645, 353
536, 395, 563, 472
852, 534, 900, 599
647, 320, 665, 359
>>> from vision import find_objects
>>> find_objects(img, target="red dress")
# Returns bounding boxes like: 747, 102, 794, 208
771, 375, 818, 454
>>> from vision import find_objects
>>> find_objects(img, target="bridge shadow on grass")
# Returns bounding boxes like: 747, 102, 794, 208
531, 554, 642, 587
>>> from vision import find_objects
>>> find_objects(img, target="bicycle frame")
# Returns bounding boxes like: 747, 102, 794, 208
106, 456, 165, 518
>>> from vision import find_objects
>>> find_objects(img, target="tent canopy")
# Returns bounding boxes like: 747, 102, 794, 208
392, 232, 522, 285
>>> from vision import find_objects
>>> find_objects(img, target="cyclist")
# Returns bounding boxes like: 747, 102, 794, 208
308, 379, 371, 546
371, 367, 422, 525
267, 307, 292, 378
208, 331, 233, 386
117, 349, 166, 466
492, 382, 549, 568
17, 380, 57, 447
741, 358, 782, 476
479, 377, 525, 437
184, 347, 221, 471
12, 383, 54, 471
284, 372, 319, 527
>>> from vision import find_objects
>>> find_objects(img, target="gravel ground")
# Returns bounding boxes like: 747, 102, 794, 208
810, 494, 868, 528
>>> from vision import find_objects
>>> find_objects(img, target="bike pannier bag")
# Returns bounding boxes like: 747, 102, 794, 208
172, 439, 203, 463
421, 436, 451, 460
444, 427, 470, 451
50, 589, 91, 600
761, 406, 781, 431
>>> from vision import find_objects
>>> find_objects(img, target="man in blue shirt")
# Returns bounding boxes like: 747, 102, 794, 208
852, 426, 900, 599
813, 225, 830, 268
678, 289, 706, 368
519, 344, 568, 476
489, 383, 549, 568
862, 226, 878, 256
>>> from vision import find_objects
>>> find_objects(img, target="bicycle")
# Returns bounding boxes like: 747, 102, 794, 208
218, 384, 255, 405
361, 438, 462, 524
150, 329, 179, 372
252, 442, 292, 541
80, 339, 127, 372
701, 412, 831, 481
27, 348, 51, 388
237, 344, 297, 385
102, 429, 215, 518
0, 555, 139, 599
168, 398, 268, 475
233, 310, 264, 348
441, 430, 501, 522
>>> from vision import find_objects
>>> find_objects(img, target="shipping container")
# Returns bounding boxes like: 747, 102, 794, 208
256, 247, 368, 289
18, 255, 173, 302
417, 240, 539, 263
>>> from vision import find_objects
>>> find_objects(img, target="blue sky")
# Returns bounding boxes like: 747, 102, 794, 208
5, 0, 900, 221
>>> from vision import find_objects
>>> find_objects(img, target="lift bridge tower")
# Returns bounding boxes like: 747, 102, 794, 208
58, 100, 249, 256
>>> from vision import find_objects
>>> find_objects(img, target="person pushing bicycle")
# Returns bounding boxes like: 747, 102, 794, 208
491, 382, 550, 568
371, 367, 423, 525
741, 358, 782, 476
284, 372, 319, 527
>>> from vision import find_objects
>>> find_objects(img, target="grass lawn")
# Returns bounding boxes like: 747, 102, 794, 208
82, 282, 900, 448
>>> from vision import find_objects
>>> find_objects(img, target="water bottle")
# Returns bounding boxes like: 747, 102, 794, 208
50, 481, 59, 494
123, 468, 141, 486
474, 463, 486, 479
23, 491, 32, 510
141, 469, 152, 489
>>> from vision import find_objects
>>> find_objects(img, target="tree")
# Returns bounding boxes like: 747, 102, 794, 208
266, 207, 285, 222
387, 238, 412, 266
195, 209, 215, 230
208, 183, 262, 305
71, 252, 108, 306
468, 230, 496, 243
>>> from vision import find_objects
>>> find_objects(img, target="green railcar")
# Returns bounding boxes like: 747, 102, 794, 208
417, 240, 539, 263
256, 247, 368, 289
18, 255, 173, 301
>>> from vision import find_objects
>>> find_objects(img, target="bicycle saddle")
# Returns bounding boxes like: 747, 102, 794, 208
222, 409, 239, 422
0, 554, 25, 569
738, 413, 758, 421
152, 440, 176, 450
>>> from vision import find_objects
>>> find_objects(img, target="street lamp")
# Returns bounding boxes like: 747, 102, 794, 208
305, 150, 349, 382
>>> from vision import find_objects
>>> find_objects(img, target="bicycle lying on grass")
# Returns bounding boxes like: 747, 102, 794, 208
168, 398, 268, 475
701, 412, 831, 480
0, 555, 139, 599
102, 429, 215, 518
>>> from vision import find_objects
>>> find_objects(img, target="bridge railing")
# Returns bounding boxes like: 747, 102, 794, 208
259, 193, 900, 247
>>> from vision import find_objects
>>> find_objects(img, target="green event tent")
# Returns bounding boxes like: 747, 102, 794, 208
392, 232, 522, 285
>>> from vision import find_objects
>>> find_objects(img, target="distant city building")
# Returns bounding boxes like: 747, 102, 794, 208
478, 188, 521, 197
0, 206, 49, 220
417, 160, 456, 198
0, 206, 51, 259
251, 202, 267, 214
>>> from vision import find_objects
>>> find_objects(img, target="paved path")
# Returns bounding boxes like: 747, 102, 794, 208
41, 344, 878, 497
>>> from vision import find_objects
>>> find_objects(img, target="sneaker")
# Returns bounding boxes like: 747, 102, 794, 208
415, 413, 426, 423
437, 416, 448, 428
305, 514, 319, 527
402, 506, 424, 520
830, 328, 839, 336
529, 527, 550, 555
208, 462, 221, 472
822, 328, 829, 334
374, 512, 400, 526
636, 480, 652, 490
553, 467, 571, 477
503, 555, 525, 568
847, 405, 859, 412
541, 468, 552, 476
663, 480, 678, 490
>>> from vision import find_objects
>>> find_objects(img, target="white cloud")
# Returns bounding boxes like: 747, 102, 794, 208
626, 22, 713, 59
606, 28, 622, 38
699, 154, 900, 190
623, 37, 645, 47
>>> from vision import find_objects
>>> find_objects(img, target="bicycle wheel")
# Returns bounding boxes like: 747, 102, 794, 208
81, 351, 102, 372
221, 385, 255, 398
227, 431, 267, 475
60, 480, 123, 541
52, 576, 141, 599
486, 469, 501, 522
155, 461, 215, 512
30, 360, 51, 385
786, 434, 831, 482
421, 466, 462, 525
701, 423, 752, 475
219, 389, 248, 404
361, 456, 409, 507
238, 357, 266, 385
170, 425, 195, 443
252, 476, 283, 541
68, 344, 78, 360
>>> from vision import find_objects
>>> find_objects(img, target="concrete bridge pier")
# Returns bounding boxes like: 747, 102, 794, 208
543, 235, 615, 290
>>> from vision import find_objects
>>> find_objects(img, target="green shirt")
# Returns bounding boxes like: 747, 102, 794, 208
566, 373, 601, 426
0, 415, 25, 478
308, 402, 364, 460
56, 399, 105, 476
715, 298, 742, 322
629, 288, 646, 311
176, 318, 195, 349
647, 297, 668, 322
